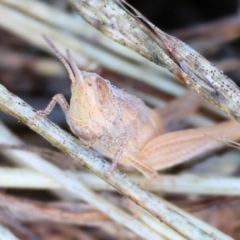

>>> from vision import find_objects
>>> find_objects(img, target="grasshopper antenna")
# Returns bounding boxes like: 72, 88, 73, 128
42, 34, 76, 84
66, 49, 84, 84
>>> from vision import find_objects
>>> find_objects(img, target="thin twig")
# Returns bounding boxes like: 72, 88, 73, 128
67, 0, 240, 121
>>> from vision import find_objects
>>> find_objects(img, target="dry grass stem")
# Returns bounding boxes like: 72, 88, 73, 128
0, 83, 232, 239
0, 192, 111, 226
0, 0, 183, 97
0, 0, 229, 121
0, 122, 165, 240
0, 167, 62, 189
68, 0, 240, 121
0, 224, 20, 240
1, 167, 240, 196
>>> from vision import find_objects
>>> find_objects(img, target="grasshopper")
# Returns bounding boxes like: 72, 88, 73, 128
35, 36, 240, 179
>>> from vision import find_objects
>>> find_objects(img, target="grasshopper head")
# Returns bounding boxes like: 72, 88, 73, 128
70, 71, 110, 108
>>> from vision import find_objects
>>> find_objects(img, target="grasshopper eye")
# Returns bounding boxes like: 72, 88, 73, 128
95, 77, 109, 104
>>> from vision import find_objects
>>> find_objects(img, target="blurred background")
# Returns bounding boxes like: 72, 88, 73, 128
130, 0, 237, 30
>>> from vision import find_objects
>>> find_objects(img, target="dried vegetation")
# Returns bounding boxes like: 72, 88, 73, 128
0, 0, 240, 239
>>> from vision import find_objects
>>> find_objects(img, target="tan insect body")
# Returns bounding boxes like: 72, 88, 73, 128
36, 37, 240, 180
37, 37, 166, 179
68, 68, 166, 176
